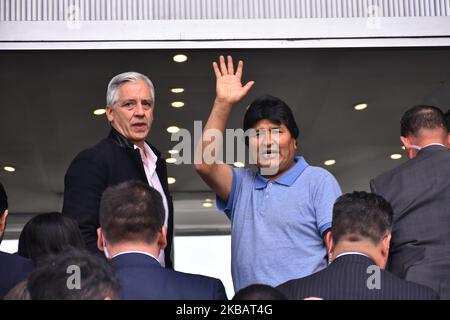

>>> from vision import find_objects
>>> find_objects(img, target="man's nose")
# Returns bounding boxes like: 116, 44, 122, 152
134, 102, 145, 116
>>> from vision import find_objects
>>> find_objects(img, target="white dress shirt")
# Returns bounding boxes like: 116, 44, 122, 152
134, 144, 169, 267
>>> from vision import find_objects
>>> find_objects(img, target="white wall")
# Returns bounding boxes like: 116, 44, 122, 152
174, 235, 234, 299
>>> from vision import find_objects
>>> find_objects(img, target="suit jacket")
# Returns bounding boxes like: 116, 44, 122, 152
0, 251, 33, 299
370, 144, 450, 298
62, 128, 174, 268
111, 252, 228, 300
277, 254, 438, 300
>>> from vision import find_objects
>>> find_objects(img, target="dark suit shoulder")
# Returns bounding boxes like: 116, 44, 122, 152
380, 269, 439, 300
372, 145, 450, 187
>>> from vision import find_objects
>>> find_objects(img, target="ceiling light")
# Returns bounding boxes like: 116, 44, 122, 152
204, 198, 213, 202
3, 166, 15, 172
324, 160, 336, 166
93, 108, 106, 115
171, 101, 185, 108
166, 158, 177, 164
168, 149, 179, 155
171, 88, 185, 93
167, 126, 180, 134
167, 177, 176, 184
173, 54, 188, 63
233, 162, 245, 168
353, 103, 368, 111
202, 202, 213, 208
390, 153, 402, 160
401, 146, 406, 150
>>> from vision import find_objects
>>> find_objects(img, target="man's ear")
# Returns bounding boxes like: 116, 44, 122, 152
381, 233, 392, 258
105, 106, 114, 123
157, 226, 168, 250
400, 136, 410, 148
97, 228, 104, 252
0, 209, 8, 232
324, 230, 334, 254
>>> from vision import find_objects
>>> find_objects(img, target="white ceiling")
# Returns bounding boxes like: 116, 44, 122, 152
1, 47, 450, 237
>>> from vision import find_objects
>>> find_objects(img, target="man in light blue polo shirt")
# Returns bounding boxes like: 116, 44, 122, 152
195, 56, 342, 291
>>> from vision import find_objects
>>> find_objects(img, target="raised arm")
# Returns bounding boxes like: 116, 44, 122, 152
194, 55, 254, 202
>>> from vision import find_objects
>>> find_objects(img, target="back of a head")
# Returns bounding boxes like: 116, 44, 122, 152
400, 105, 448, 138
243, 95, 299, 140
18, 212, 85, 265
332, 191, 393, 246
27, 248, 120, 300
0, 182, 7, 216
99, 180, 165, 245
233, 284, 287, 300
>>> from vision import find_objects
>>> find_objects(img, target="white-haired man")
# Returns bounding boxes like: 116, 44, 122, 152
63, 72, 173, 268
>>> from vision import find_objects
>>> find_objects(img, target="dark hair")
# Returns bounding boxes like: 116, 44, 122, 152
400, 105, 447, 137
18, 212, 85, 266
27, 248, 120, 300
243, 95, 299, 141
445, 109, 450, 131
233, 284, 287, 300
0, 182, 7, 216
332, 191, 394, 245
99, 180, 165, 245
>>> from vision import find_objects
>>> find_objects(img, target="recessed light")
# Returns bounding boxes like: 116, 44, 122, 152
390, 153, 402, 160
171, 101, 185, 108
205, 198, 213, 202
173, 54, 188, 63
167, 177, 176, 184
401, 146, 406, 150
93, 108, 106, 115
3, 166, 15, 172
324, 160, 336, 166
171, 88, 185, 93
202, 202, 213, 208
167, 126, 180, 134
166, 158, 177, 164
168, 149, 179, 155
234, 162, 245, 168
353, 103, 368, 111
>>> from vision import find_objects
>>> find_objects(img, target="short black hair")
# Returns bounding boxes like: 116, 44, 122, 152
445, 109, 450, 131
243, 95, 299, 141
99, 180, 165, 245
0, 182, 7, 216
400, 105, 447, 137
27, 248, 120, 300
233, 284, 287, 300
332, 191, 394, 245
18, 212, 85, 266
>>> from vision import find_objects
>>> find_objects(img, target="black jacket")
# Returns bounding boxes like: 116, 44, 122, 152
62, 128, 173, 268
277, 254, 438, 300
370, 145, 450, 298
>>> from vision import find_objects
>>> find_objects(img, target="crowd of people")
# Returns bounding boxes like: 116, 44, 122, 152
1, 55, 449, 300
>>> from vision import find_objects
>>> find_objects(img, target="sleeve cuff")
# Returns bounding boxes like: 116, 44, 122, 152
319, 222, 332, 237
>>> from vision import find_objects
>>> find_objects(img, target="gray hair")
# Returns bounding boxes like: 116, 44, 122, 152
106, 71, 155, 108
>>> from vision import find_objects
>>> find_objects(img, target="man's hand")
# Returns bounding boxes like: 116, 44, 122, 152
213, 55, 254, 106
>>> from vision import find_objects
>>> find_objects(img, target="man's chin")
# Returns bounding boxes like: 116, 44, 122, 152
257, 161, 281, 176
